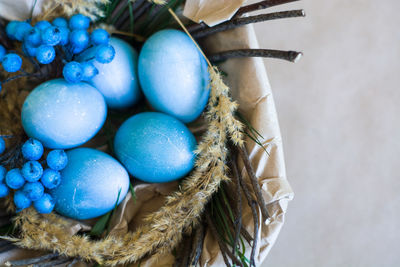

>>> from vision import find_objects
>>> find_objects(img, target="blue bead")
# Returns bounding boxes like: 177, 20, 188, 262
21, 161, 43, 182
21, 79, 107, 149
52, 17, 68, 28
114, 112, 197, 183
0, 137, 5, 154
0, 165, 6, 183
49, 148, 129, 220
47, 150, 68, 171
90, 29, 109, 45
35, 20, 52, 31
41, 26, 61, 46
138, 29, 210, 123
23, 182, 44, 201
58, 27, 70, 46
22, 43, 38, 57
95, 44, 115, 64
85, 38, 141, 109
5, 21, 20, 40
0, 184, 9, 198
36, 45, 55, 64
21, 138, 44, 160
69, 14, 90, 30
40, 169, 61, 189
2, 53, 22, 72
6, 169, 25, 189
63, 61, 83, 83
14, 22, 32, 41
81, 61, 98, 81
0, 45, 6, 62
14, 190, 32, 211
24, 27, 42, 47
69, 30, 89, 52
33, 193, 55, 214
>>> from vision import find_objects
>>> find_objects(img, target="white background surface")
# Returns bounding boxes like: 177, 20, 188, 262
254, 1, 400, 266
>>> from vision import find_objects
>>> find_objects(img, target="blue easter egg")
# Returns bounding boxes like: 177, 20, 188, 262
114, 112, 197, 183
138, 29, 210, 123
86, 38, 141, 109
21, 79, 107, 149
50, 148, 129, 220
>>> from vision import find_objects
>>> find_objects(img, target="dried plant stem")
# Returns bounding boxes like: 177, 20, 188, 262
238, 146, 270, 219
5, 253, 59, 266
235, 0, 300, 17
208, 49, 303, 63
192, 10, 305, 39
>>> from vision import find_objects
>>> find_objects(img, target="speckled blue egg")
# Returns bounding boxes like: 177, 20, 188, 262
84, 38, 141, 109
114, 112, 197, 183
49, 148, 129, 220
21, 79, 107, 149
138, 29, 210, 123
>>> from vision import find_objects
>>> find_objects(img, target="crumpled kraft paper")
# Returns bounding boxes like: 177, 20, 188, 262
0, 1, 294, 266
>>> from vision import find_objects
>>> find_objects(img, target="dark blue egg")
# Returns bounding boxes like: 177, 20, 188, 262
87, 38, 141, 109
50, 148, 129, 220
114, 112, 196, 183
21, 79, 107, 149
138, 29, 210, 123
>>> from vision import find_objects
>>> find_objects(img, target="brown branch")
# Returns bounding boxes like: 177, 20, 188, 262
35, 257, 71, 267
192, 10, 305, 39
238, 145, 270, 219
186, 22, 208, 33
231, 161, 243, 258
235, 0, 300, 17
189, 224, 205, 267
208, 49, 303, 63
5, 253, 59, 266
174, 234, 192, 267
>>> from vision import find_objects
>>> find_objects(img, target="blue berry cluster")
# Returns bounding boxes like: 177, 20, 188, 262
1, 14, 115, 90
0, 137, 68, 213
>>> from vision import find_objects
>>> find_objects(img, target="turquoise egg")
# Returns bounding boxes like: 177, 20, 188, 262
138, 29, 210, 123
114, 112, 196, 183
21, 79, 107, 149
86, 38, 141, 109
50, 148, 129, 220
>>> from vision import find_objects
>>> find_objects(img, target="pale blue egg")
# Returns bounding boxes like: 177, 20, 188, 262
83, 38, 141, 109
21, 79, 107, 149
50, 148, 129, 220
138, 29, 210, 123
114, 112, 196, 183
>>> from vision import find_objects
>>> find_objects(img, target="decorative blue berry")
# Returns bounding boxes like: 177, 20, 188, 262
33, 193, 55, 214
0, 165, 6, 183
24, 27, 42, 47
40, 169, 61, 189
36, 45, 55, 64
41, 26, 62, 46
5, 169, 25, 189
69, 14, 90, 30
63, 61, 83, 83
0, 137, 5, 154
0, 45, 6, 62
52, 17, 68, 28
35, 20, 52, 31
14, 190, 32, 211
22, 182, 44, 201
14, 21, 32, 41
95, 44, 115, 64
47, 150, 68, 170
69, 30, 89, 53
58, 27, 70, 46
22, 43, 38, 57
21, 138, 44, 160
81, 61, 98, 81
2, 53, 22, 72
91, 29, 109, 45
5, 21, 20, 40
21, 161, 43, 182
0, 184, 9, 198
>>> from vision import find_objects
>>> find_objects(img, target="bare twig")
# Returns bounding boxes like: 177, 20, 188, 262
235, 0, 300, 17
238, 146, 270, 220
189, 224, 205, 267
34, 256, 70, 267
208, 49, 303, 63
5, 253, 58, 266
231, 162, 243, 258
192, 10, 305, 39
186, 22, 207, 33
